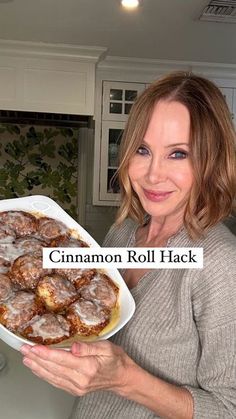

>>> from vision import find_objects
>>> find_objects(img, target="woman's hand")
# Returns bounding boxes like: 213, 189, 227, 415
20, 341, 194, 418
20, 340, 133, 396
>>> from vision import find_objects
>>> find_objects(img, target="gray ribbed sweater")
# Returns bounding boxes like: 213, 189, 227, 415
69, 219, 236, 419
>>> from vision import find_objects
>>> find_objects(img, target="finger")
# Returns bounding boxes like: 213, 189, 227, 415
21, 344, 99, 377
22, 352, 76, 381
23, 357, 79, 396
23, 354, 96, 396
71, 340, 116, 357
21, 344, 79, 368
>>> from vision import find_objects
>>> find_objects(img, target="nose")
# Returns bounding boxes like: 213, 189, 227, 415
146, 157, 167, 184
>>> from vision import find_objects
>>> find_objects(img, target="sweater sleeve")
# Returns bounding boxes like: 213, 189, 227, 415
102, 218, 136, 248
183, 232, 236, 418
102, 223, 119, 247
184, 323, 236, 418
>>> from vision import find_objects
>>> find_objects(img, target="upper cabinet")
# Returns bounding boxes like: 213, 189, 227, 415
102, 81, 145, 121
220, 87, 234, 111
100, 120, 124, 202
0, 40, 106, 116
219, 87, 235, 122
202, 73, 236, 124
93, 80, 146, 206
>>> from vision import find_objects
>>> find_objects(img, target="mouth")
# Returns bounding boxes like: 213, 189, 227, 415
143, 189, 173, 202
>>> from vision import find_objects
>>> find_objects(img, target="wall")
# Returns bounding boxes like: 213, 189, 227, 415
83, 129, 117, 244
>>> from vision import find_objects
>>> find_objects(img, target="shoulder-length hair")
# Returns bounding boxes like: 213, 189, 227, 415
115, 71, 236, 239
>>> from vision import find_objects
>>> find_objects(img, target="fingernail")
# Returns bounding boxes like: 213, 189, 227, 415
72, 342, 81, 355
23, 357, 31, 367
20, 345, 30, 355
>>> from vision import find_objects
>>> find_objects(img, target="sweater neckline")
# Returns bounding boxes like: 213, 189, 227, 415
128, 221, 186, 248
125, 221, 187, 293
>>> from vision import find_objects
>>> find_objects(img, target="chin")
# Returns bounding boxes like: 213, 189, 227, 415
142, 203, 171, 218
140, 198, 185, 220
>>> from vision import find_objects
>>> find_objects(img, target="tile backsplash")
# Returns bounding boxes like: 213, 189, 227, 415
0, 123, 79, 219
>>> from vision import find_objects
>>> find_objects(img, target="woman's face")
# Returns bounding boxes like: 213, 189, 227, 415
128, 99, 194, 222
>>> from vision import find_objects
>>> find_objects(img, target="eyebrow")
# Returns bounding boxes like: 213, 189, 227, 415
142, 140, 189, 148
165, 143, 189, 148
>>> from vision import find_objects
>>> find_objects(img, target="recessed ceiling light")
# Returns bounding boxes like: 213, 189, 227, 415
121, 0, 140, 9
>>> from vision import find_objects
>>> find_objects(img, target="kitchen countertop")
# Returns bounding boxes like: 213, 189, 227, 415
0, 340, 75, 419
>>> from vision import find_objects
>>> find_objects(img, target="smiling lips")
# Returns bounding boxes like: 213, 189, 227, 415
143, 189, 173, 202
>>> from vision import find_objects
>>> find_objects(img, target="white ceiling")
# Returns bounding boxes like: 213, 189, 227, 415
0, 0, 235, 64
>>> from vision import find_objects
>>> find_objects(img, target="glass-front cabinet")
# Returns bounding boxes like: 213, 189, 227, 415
102, 81, 145, 121
94, 81, 146, 205
100, 121, 124, 202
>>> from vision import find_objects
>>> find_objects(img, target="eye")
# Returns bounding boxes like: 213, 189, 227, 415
169, 150, 188, 159
136, 145, 150, 156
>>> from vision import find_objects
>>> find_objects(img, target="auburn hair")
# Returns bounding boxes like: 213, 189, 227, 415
114, 71, 236, 239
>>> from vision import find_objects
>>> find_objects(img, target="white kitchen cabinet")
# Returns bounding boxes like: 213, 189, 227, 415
220, 87, 234, 111
0, 40, 106, 116
93, 80, 146, 206
99, 121, 124, 203
102, 81, 145, 121
219, 87, 235, 122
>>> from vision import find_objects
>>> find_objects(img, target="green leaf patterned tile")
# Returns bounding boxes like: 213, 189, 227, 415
0, 123, 79, 220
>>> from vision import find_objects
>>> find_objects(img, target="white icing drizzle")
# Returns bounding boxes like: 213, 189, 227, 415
38, 218, 69, 239
25, 313, 70, 340
3, 292, 35, 320
56, 268, 93, 282
80, 274, 117, 308
0, 211, 37, 235
39, 276, 77, 303
25, 314, 70, 338
0, 274, 13, 301
0, 243, 24, 262
70, 299, 108, 326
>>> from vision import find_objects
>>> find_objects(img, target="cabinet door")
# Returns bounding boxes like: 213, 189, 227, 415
219, 87, 235, 123
102, 81, 145, 121
220, 87, 233, 111
100, 121, 124, 202
232, 89, 236, 124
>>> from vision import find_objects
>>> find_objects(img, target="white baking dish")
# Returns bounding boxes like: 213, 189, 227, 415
0, 195, 135, 351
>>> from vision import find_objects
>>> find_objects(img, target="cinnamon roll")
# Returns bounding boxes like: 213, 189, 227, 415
14, 236, 47, 257
78, 273, 119, 309
66, 298, 110, 336
50, 235, 88, 248
0, 222, 16, 243
0, 211, 38, 237
0, 291, 44, 332
36, 274, 77, 312
20, 313, 75, 345
10, 254, 50, 290
37, 217, 69, 243
54, 267, 96, 289
0, 274, 13, 302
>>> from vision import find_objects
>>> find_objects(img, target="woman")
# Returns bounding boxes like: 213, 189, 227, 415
20, 72, 236, 418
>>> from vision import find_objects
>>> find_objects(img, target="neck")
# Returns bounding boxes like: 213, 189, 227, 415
136, 215, 184, 247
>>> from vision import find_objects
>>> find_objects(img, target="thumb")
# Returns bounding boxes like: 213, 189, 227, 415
71, 340, 113, 357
